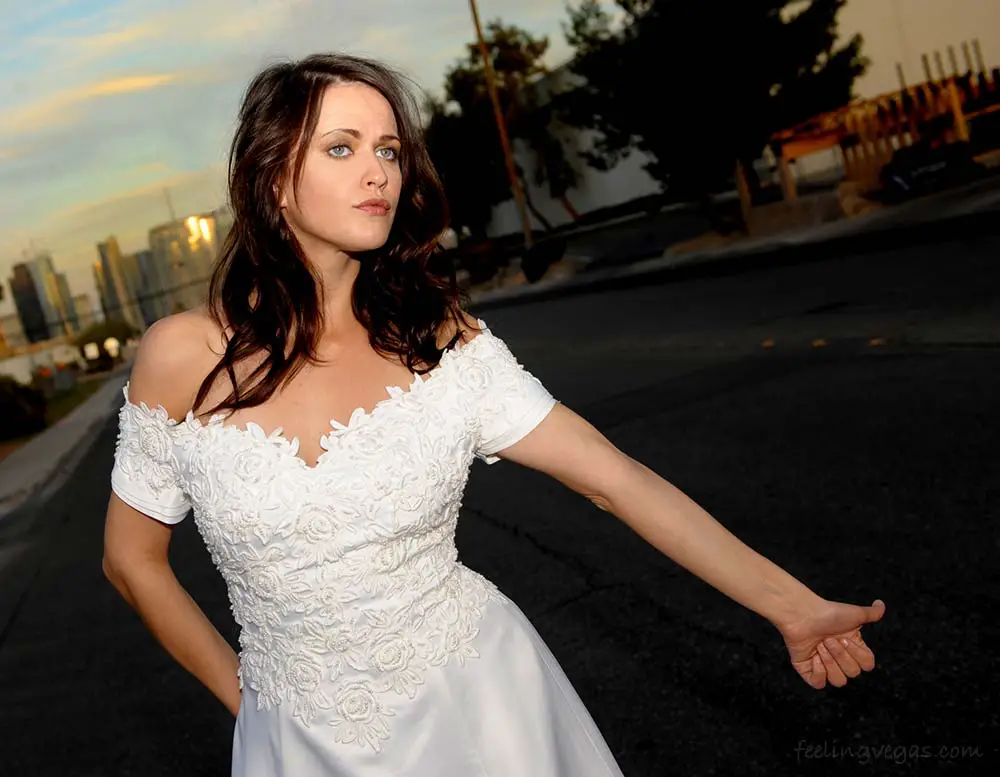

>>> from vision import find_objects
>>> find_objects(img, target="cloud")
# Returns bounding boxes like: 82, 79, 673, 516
124, 160, 173, 178
1, 72, 180, 134
49, 163, 226, 224
25, 21, 160, 64
0, 144, 25, 161
1, 0, 597, 312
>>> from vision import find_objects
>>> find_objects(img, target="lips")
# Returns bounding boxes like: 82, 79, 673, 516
354, 198, 391, 215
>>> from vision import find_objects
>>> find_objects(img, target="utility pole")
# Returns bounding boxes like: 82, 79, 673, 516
468, 0, 533, 248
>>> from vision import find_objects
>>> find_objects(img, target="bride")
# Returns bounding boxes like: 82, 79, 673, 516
102, 53, 885, 777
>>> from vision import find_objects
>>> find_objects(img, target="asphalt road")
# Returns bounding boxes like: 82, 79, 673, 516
0, 234, 997, 776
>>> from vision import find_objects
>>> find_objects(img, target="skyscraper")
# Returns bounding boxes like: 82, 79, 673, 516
9, 264, 48, 343
148, 210, 226, 314
92, 258, 118, 324
132, 248, 170, 325
48, 271, 80, 335
7, 250, 77, 342
95, 236, 144, 331
73, 294, 98, 331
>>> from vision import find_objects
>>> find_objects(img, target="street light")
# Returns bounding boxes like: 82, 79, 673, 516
467, 0, 534, 248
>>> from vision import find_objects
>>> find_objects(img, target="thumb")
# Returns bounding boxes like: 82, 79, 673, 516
861, 598, 886, 624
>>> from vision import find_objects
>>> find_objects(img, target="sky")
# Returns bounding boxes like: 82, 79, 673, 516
1, 0, 998, 317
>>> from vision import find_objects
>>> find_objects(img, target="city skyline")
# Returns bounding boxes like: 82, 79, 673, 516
1, 202, 230, 350
6, 249, 81, 345
2, 0, 999, 318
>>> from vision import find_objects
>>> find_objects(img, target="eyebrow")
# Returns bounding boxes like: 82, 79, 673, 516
320, 128, 400, 142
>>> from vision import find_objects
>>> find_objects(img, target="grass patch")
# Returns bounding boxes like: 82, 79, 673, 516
45, 380, 105, 426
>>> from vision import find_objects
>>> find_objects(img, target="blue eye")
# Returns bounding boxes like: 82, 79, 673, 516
327, 145, 351, 158
377, 147, 399, 162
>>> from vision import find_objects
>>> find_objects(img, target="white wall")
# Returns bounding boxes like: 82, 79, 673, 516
486, 130, 662, 238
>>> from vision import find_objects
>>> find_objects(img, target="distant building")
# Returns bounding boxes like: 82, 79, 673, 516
72, 293, 99, 331
149, 210, 228, 314
213, 205, 234, 248
131, 248, 169, 326
50, 272, 80, 335
91, 258, 117, 325
0, 313, 27, 352
94, 236, 144, 331
7, 250, 77, 343
8, 265, 48, 343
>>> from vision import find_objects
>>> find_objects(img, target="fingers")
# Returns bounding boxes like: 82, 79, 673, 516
817, 640, 849, 686
823, 636, 864, 680
809, 653, 827, 689
844, 632, 877, 672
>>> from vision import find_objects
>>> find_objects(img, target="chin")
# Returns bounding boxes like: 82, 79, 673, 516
316, 225, 390, 254
336, 231, 391, 254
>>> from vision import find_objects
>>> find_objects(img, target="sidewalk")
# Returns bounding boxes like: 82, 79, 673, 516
469, 174, 1000, 310
0, 368, 128, 524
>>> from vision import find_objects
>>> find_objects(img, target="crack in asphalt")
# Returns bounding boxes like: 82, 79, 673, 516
462, 504, 766, 658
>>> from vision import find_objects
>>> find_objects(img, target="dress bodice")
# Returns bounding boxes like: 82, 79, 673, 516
109, 320, 557, 751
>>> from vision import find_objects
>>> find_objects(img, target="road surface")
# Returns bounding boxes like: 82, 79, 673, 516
0, 234, 996, 776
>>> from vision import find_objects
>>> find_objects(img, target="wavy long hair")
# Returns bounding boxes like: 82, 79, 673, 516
194, 53, 465, 415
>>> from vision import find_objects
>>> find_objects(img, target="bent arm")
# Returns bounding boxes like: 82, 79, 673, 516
102, 311, 240, 715
103, 495, 241, 716
495, 404, 824, 629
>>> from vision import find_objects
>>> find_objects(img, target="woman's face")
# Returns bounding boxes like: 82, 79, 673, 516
279, 82, 403, 254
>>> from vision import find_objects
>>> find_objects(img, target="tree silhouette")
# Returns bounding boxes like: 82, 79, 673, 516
557, 0, 868, 207
425, 21, 577, 240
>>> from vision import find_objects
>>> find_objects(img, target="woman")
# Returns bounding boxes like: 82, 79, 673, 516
102, 54, 885, 776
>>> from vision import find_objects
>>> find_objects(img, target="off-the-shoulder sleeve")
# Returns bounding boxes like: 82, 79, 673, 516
110, 384, 191, 524
463, 322, 558, 465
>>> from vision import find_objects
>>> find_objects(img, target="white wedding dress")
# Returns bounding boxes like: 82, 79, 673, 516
110, 318, 625, 777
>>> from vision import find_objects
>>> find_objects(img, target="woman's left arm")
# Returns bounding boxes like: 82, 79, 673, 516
496, 403, 886, 689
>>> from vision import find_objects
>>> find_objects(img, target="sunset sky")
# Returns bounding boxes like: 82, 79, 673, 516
1, 0, 998, 316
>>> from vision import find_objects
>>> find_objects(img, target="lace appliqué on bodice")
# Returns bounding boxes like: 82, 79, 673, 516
110, 323, 557, 751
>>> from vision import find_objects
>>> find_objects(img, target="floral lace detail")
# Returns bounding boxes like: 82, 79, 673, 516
112, 394, 191, 521
110, 320, 556, 751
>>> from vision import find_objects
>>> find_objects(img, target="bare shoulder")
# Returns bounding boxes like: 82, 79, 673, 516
128, 307, 225, 417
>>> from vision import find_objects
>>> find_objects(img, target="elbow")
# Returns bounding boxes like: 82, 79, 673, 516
584, 449, 641, 515
586, 493, 615, 512
102, 554, 123, 589
102, 552, 135, 600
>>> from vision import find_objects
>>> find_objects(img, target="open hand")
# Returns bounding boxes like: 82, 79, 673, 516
778, 598, 886, 689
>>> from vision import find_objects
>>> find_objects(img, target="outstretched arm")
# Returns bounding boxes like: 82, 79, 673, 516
495, 403, 886, 689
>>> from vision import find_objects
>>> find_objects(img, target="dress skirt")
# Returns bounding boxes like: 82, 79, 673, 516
232, 590, 625, 777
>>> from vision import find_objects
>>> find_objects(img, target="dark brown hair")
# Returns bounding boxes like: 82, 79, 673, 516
195, 53, 466, 414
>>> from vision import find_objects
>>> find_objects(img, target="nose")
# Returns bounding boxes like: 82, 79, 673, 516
364, 154, 388, 191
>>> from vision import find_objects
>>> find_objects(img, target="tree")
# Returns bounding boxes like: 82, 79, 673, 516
424, 99, 507, 241
0, 374, 47, 440
424, 21, 578, 240
73, 317, 138, 349
74, 316, 138, 367
557, 0, 868, 211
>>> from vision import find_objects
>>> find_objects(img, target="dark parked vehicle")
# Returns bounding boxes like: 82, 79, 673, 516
878, 140, 986, 203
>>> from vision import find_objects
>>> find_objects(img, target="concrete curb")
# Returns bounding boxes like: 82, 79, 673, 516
468, 205, 999, 313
